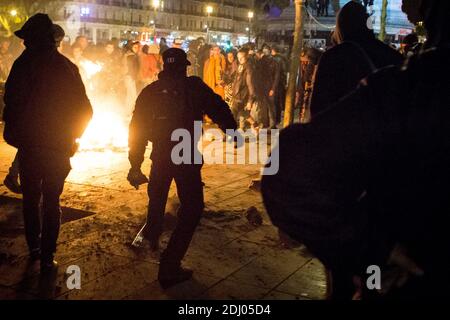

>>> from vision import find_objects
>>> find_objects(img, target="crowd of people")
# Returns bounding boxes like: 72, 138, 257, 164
64, 36, 291, 132
1, 16, 421, 133
1, 33, 291, 132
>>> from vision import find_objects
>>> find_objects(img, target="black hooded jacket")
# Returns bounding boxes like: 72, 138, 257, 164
310, 1, 403, 117
128, 71, 237, 168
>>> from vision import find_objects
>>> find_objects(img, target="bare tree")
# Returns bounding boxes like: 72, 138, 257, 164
0, 1, 59, 36
283, 0, 304, 126
379, 0, 388, 42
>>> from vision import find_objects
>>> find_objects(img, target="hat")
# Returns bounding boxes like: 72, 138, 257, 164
52, 24, 65, 43
162, 48, 191, 67
14, 13, 53, 40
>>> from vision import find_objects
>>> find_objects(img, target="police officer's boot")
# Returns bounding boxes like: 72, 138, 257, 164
158, 264, 193, 289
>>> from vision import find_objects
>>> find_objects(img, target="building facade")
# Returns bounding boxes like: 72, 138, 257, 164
258, 0, 414, 49
41, 0, 255, 45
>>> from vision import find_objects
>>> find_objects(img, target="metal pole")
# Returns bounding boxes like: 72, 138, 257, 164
154, 7, 157, 38
379, 0, 388, 42
207, 13, 210, 43
283, 0, 304, 127
248, 17, 251, 42
130, 0, 133, 39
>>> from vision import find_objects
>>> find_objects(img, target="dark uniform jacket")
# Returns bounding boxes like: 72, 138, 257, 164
3, 46, 93, 155
256, 55, 280, 96
262, 46, 450, 296
128, 70, 237, 169
231, 63, 256, 109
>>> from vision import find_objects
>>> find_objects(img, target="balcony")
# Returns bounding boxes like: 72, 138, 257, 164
80, 16, 145, 27
107, 1, 144, 9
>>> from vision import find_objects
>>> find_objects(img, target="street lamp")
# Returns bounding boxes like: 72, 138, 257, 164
247, 11, 254, 43
10, 9, 18, 17
206, 6, 213, 43
151, 0, 161, 38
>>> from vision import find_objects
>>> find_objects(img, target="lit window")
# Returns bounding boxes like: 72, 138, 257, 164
81, 7, 90, 16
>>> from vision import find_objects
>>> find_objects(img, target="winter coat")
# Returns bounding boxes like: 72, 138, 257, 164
3, 46, 93, 155
310, 1, 403, 116
231, 63, 256, 109
223, 60, 238, 85
139, 53, 161, 82
255, 55, 280, 96
203, 54, 226, 98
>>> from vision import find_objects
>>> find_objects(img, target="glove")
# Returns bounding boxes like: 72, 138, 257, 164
127, 168, 148, 190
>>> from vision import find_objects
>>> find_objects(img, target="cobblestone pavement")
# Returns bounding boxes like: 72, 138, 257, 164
0, 130, 327, 300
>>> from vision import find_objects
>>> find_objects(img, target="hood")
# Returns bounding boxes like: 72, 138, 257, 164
334, 1, 374, 44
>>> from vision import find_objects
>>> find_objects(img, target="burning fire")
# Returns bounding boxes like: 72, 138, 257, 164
75, 59, 130, 152
78, 111, 129, 151
79, 60, 103, 80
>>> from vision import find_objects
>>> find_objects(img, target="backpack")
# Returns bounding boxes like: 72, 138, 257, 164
147, 79, 193, 144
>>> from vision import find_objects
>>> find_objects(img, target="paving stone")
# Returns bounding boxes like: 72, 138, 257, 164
0, 285, 37, 300
0, 232, 29, 259
0, 136, 326, 300
184, 239, 263, 280
199, 279, 270, 300
263, 290, 311, 300
0, 256, 41, 287
228, 247, 311, 289
126, 272, 221, 300
60, 185, 123, 212
238, 224, 282, 247
275, 259, 328, 300
14, 251, 134, 299
57, 261, 158, 300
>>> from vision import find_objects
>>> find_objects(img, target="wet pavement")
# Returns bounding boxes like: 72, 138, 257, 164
0, 128, 327, 300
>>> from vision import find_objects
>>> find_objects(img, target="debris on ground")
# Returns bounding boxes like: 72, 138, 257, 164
246, 206, 263, 226
248, 179, 261, 192
278, 230, 302, 249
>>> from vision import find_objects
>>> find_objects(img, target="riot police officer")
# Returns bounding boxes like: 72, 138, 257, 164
128, 48, 237, 288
